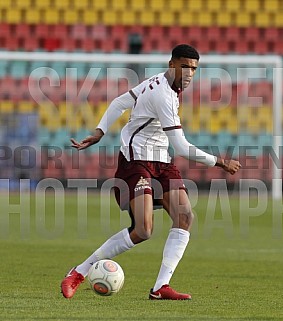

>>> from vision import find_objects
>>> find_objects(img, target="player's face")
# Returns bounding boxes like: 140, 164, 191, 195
170, 57, 198, 89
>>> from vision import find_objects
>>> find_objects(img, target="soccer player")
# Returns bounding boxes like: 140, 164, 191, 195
61, 44, 241, 300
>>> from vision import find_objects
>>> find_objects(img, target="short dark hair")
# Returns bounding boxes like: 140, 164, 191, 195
171, 44, 200, 60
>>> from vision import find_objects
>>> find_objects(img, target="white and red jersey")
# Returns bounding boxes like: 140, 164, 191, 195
97, 72, 216, 167
120, 72, 181, 162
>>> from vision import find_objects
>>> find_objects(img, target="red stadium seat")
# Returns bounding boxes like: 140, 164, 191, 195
24, 36, 39, 51
71, 24, 88, 40
52, 24, 69, 40
264, 27, 279, 41
15, 23, 31, 39
187, 26, 204, 42
0, 23, 11, 38
43, 38, 61, 51
90, 25, 108, 40
4, 37, 20, 50
168, 26, 184, 42
225, 26, 243, 41
244, 27, 261, 41
35, 24, 50, 38
205, 26, 223, 41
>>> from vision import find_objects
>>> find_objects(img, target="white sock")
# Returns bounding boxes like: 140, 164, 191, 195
76, 228, 134, 277
153, 228, 190, 292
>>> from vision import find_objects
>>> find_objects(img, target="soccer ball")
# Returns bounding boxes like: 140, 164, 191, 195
87, 260, 124, 296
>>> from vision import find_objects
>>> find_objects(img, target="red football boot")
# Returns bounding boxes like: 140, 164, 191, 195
61, 268, 84, 299
149, 284, 192, 300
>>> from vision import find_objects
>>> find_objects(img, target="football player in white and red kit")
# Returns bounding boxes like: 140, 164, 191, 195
61, 44, 241, 300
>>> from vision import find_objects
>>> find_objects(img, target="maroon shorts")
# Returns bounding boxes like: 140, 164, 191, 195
114, 152, 186, 210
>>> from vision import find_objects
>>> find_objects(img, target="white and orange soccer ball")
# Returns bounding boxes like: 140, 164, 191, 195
87, 260, 125, 296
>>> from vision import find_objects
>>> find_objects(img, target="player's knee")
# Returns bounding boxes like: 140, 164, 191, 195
136, 225, 153, 240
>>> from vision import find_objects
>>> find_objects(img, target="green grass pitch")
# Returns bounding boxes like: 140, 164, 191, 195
0, 192, 282, 321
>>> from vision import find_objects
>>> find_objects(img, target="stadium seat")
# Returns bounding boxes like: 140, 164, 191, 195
25, 9, 41, 24
197, 12, 214, 27
75, 0, 90, 9
178, 11, 196, 26
158, 11, 175, 26
206, 0, 222, 11
264, 27, 280, 41
0, 0, 13, 9
0, 101, 15, 113
82, 10, 99, 25
110, 0, 127, 10
44, 8, 60, 24
55, 0, 70, 10
263, 0, 280, 12
102, 10, 118, 25
216, 12, 232, 27
244, 0, 260, 12
52, 24, 69, 40
121, 10, 136, 25
9, 61, 28, 78
34, 24, 50, 38
187, 0, 204, 11
15, 0, 31, 9
139, 11, 155, 26
130, 0, 146, 11
18, 101, 35, 113
71, 25, 88, 40
64, 9, 79, 24
225, 0, 241, 12
6, 8, 22, 24
255, 12, 270, 27
235, 12, 251, 27
150, 0, 165, 11
244, 27, 260, 41
35, 0, 51, 9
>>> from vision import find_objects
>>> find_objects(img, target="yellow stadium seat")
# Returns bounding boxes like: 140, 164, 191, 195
274, 12, 283, 27
82, 10, 99, 25
58, 102, 67, 123
178, 11, 197, 26
102, 10, 118, 25
216, 11, 232, 27
6, 8, 22, 23
130, 0, 146, 11
93, 1, 109, 10
35, 0, 52, 9
255, 12, 270, 27
158, 11, 174, 26
18, 102, 35, 113
206, 0, 222, 11
197, 12, 214, 27
120, 10, 136, 25
44, 8, 60, 24
150, 0, 165, 11
73, 0, 89, 9
0, 101, 14, 113
110, 0, 127, 10
15, 0, 31, 9
168, 0, 184, 12
263, 0, 279, 12
187, 0, 204, 11
55, 0, 71, 10
244, 0, 260, 12
64, 9, 79, 24
225, 0, 241, 12
139, 11, 155, 25
25, 8, 41, 24
235, 12, 251, 27
0, 0, 12, 9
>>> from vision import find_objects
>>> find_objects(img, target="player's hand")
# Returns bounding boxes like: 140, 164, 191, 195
70, 128, 104, 150
216, 158, 241, 175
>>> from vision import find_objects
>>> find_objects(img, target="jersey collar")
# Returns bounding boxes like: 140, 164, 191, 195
164, 71, 182, 95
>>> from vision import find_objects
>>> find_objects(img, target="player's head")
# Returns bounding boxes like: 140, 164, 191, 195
169, 44, 199, 89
